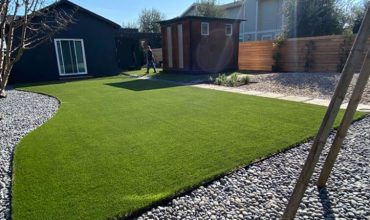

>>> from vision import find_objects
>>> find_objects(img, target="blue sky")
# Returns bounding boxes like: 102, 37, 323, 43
69, 0, 234, 26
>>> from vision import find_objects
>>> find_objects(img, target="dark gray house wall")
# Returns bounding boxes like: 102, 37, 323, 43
10, 1, 121, 83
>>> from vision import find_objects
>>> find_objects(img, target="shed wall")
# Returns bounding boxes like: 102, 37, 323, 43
161, 18, 240, 73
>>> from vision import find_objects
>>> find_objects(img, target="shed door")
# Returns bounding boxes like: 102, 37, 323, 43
166, 27, 173, 68
177, 24, 184, 69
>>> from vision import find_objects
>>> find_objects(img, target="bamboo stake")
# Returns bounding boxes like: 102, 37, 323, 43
282, 5, 370, 220
317, 46, 370, 187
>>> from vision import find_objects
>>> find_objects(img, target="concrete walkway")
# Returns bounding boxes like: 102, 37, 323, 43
193, 84, 370, 112
140, 76, 370, 112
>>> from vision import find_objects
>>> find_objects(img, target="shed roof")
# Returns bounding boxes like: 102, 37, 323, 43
159, 16, 245, 25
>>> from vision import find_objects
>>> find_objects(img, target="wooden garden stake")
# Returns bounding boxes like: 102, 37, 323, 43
317, 46, 370, 187
282, 5, 370, 220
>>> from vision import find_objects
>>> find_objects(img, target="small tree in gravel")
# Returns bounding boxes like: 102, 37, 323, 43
0, 0, 74, 98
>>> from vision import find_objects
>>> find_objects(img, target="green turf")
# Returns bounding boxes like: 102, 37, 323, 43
12, 75, 363, 219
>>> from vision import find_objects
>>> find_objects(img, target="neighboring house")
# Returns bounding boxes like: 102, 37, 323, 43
181, 0, 284, 42
159, 16, 243, 73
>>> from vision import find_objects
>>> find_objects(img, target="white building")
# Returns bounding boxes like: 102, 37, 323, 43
181, 0, 284, 42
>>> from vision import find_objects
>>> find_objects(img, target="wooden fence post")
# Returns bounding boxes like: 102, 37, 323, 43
317, 46, 370, 187
282, 5, 370, 220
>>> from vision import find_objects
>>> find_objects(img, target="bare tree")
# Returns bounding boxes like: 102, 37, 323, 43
0, 0, 74, 98
138, 8, 165, 33
122, 21, 138, 29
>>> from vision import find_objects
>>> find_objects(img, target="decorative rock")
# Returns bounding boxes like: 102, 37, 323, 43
0, 89, 59, 220
138, 116, 370, 219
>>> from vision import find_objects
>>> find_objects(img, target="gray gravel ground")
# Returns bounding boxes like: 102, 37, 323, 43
0, 89, 59, 220
138, 116, 370, 220
241, 72, 370, 105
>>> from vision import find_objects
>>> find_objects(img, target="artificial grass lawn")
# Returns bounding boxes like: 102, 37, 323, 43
12, 76, 363, 219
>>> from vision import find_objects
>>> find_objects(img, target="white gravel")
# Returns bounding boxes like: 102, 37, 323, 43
240, 72, 370, 105
0, 89, 59, 220
138, 116, 370, 220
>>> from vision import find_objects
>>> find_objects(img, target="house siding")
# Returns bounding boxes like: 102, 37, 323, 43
224, 6, 243, 19
258, 0, 283, 31
10, 3, 120, 83
239, 0, 283, 41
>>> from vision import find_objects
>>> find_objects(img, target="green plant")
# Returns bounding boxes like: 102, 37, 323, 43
272, 34, 286, 71
214, 74, 228, 86
228, 72, 239, 87
213, 73, 250, 87
337, 31, 354, 72
241, 75, 250, 85
304, 40, 315, 72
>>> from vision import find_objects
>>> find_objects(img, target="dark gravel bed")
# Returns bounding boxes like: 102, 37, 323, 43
138, 116, 370, 220
0, 89, 59, 220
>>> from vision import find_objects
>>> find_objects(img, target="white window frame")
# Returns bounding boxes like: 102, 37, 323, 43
201, 22, 209, 36
54, 38, 88, 76
261, 34, 273, 41
225, 24, 233, 36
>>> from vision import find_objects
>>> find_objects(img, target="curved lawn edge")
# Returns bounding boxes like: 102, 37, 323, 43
10, 77, 368, 220
120, 114, 369, 219
0, 89, 60, 220
10, 89, 61, 209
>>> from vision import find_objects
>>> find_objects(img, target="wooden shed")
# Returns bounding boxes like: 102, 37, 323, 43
159, 16, 244, 73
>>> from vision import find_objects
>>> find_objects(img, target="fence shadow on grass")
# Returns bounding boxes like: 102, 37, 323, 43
106, 79, 182, 91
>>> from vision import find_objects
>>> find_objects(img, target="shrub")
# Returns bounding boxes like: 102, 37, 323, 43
240, 75, 250, 84
214, 74, 228, 86
272, 33, 286, 72
228, 72, 239, 87
213, 73, 250, 87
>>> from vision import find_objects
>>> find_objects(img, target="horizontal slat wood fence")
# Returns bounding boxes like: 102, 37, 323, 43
238, 35, 367, 72
150, 35, 367, 72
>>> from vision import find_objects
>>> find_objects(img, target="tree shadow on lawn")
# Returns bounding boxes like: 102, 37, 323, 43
106, 79, 182, 91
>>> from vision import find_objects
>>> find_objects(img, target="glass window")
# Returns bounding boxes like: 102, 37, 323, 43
55, 39, 87, 75
75, 41, 86, 73
225, 24, 232, 36
201, 22, 209, 36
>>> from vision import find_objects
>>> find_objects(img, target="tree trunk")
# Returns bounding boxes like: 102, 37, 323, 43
0, 63, 14, 98
0, 87, 6, 98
